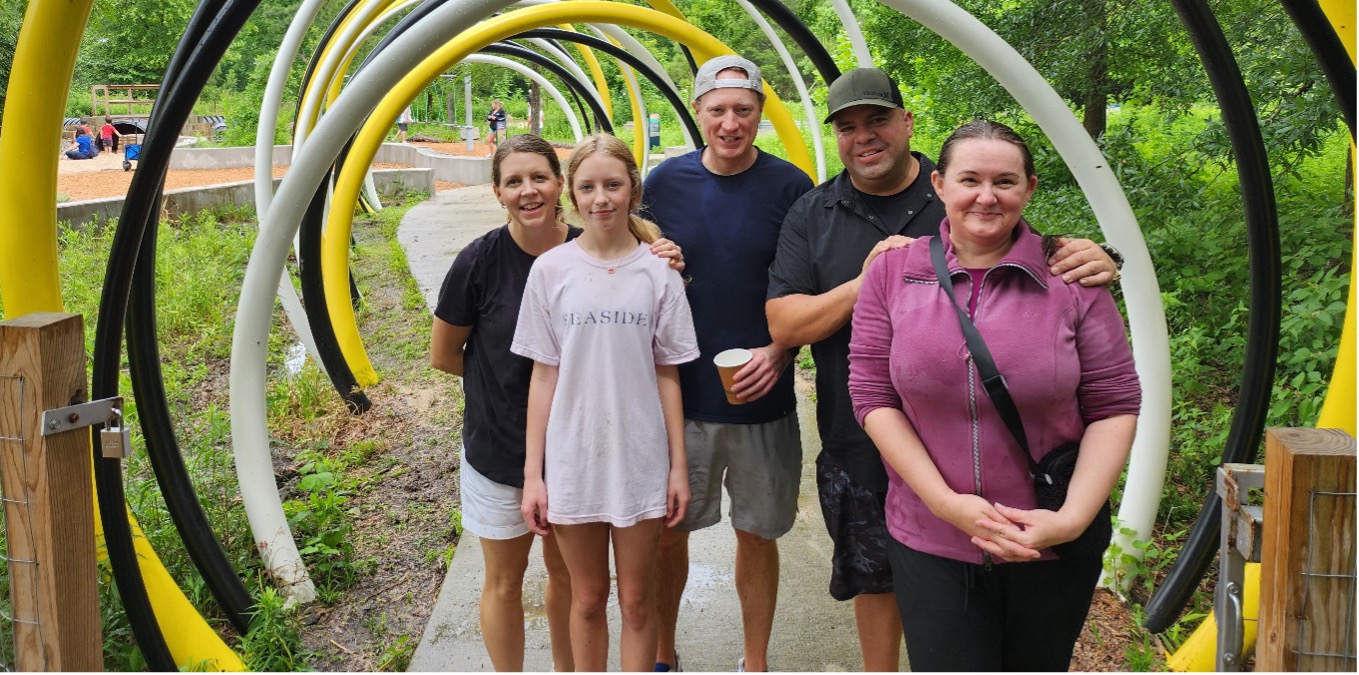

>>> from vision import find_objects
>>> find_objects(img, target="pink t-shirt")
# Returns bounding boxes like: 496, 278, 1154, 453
512, 240, 698, 526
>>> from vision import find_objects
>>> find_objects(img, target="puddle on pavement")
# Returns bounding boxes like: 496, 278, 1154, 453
520, 562, 734, 627
679, 562, 732, 608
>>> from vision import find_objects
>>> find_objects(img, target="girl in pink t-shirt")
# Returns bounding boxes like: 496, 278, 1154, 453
513, 133, 698, 671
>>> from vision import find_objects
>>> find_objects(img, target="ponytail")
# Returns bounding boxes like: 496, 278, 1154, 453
628, 215, 661, 244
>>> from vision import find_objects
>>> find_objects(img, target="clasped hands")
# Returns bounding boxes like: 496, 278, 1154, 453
936, 492, 1085, 563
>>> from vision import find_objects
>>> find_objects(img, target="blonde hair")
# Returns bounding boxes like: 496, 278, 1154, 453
565, 133, 661, 244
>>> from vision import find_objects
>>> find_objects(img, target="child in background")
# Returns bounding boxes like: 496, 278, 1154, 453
514, 133, 697, 671
100, 117, 121, 153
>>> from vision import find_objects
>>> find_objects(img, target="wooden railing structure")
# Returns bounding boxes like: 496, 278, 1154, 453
90, 84, 159, 118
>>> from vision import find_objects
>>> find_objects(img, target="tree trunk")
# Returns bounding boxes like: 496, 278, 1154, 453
529, 81, 542, 136
446, 77, 456, 125
1081, 0, 1109, 140
1344, 145, 1354, 220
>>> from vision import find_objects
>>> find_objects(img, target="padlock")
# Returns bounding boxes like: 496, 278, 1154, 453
101, 425, 131, 459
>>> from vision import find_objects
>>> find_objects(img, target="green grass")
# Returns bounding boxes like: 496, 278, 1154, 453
0, 190, 442, 668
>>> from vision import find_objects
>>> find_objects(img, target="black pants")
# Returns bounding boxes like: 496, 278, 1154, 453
889, 539, 1100, 672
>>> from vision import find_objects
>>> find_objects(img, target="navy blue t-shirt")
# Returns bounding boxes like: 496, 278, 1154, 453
434, 224, 581, 487
642, 148, 813, 424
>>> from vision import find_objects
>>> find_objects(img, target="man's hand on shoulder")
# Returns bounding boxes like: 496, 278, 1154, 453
650, 237, 684, 272
1048, 237, 1120, 287
861, 235, 915, 277
730, 343, 792, 403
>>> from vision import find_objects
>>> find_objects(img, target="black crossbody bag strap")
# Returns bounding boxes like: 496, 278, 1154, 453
928, 236, 1044, 480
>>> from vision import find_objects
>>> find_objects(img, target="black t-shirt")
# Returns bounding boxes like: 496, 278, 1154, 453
860, 187, 922, 236
767, 153, 945, 492
434, 224, 581, 487
641, 148, 813, 423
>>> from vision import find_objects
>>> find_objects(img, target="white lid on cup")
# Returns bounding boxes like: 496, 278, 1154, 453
713, 348, 753, 367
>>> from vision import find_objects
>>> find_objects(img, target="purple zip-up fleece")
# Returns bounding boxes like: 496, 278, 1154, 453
848, 219, 1141, 565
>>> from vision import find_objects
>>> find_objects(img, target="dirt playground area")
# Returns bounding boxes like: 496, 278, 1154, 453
56, 140, 497, 202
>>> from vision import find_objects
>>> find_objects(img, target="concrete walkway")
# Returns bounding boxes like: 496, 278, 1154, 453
401, 186, 885, 671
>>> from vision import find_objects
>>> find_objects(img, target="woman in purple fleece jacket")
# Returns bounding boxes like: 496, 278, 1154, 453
848, 120, 1141, 672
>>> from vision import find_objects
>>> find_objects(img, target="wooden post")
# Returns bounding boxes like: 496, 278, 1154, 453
0, 313, 101, 671
1257, 427, 1356, 671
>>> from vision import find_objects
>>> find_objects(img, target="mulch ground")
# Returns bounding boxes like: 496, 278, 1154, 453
56, 141, 482, 202
1072, 588, 1147, 671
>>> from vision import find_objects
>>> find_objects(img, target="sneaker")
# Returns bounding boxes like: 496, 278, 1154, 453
654, 652, 681, 672
737, 656, 766, 672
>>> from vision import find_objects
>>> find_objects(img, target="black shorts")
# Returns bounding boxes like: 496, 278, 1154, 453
396, 122, 408, 132
816, 454, 893, 601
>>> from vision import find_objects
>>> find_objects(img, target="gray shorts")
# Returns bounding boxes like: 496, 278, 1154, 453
679, 413, 802, 540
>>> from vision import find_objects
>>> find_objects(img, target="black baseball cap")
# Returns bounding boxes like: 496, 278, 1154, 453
824, 68, 904, 123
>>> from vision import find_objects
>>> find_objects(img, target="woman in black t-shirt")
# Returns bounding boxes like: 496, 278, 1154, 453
431, 134, 683, 671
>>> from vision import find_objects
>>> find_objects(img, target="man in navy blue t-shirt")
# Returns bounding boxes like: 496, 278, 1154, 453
641, 55, 813, 673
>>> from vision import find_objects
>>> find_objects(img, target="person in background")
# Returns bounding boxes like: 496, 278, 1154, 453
396, 106, 413, 143
765, 68, 1122, 671
487, 99, 508, 150
100, 116, 122, 153
64, 129, 97, 160
848, 119, 1140, 671
641, 55, 813, 673
516, 133, 697, 672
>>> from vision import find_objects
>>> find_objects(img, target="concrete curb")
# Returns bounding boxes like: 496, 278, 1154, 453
373, 143, 492, 186
165, 143, 492, 184
56, 168, 435, 231
167, 144, 293, 170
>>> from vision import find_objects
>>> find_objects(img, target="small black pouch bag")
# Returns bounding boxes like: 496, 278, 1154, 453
929, 236, 1111, 560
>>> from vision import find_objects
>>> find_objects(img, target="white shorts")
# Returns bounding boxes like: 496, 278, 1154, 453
459, 446, 530, 540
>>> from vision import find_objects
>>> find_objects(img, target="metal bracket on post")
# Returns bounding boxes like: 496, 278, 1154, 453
40, 397, 121, 436
41, 396, 130, 458
1216, 462, 1265, 671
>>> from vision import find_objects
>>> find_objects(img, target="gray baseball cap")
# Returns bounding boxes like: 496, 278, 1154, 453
824, 67, 904, 123
692, 55, 764, 103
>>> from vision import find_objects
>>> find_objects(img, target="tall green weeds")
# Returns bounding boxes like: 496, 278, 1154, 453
1035, 105, 1349, 662
0, 202, 433, 668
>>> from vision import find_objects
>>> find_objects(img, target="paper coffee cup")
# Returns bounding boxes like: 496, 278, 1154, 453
714, 348, 753, 405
